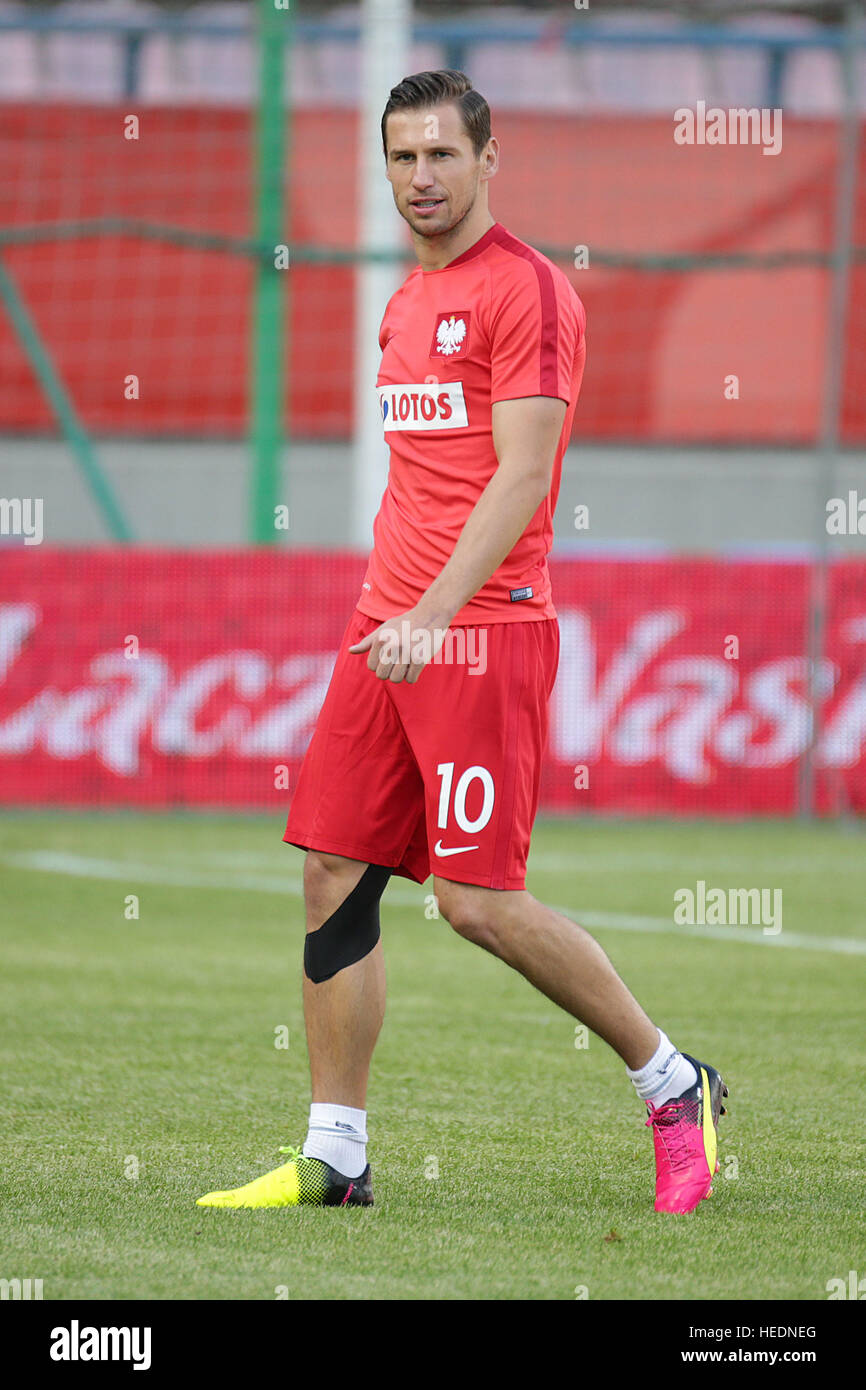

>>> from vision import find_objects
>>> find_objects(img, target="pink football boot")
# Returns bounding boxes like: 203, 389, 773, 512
646, 1054, 728, 1214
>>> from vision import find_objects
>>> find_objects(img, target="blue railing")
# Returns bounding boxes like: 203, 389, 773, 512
0, 13, 848, 107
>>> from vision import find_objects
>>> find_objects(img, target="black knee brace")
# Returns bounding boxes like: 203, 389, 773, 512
304, 864, 392, 983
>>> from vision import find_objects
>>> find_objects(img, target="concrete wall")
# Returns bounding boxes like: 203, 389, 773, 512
2, 437, 865, 554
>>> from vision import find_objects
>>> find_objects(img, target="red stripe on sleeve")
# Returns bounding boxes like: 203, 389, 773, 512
492, 227, 561, 395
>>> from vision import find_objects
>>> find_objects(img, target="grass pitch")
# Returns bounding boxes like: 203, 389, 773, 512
1, 812, 864, 1301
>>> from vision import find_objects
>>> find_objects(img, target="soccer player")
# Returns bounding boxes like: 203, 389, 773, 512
197, 70, 726, 1217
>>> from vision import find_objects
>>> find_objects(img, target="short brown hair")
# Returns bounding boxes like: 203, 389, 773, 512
381, 70, 491, 158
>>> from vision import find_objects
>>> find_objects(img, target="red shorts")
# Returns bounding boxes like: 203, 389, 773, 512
284, 609, 559, 890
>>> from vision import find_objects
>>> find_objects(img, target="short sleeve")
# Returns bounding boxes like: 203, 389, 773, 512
489, 263, 584, 405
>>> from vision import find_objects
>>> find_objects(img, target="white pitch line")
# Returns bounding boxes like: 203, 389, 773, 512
527, 849, 863, 875
2, 849, 866, 958
112, 844, 857, 878
0, 850, 305, 898
561, 908, 866, 956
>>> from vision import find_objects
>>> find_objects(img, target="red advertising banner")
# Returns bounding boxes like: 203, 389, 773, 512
0, 549, 864, 815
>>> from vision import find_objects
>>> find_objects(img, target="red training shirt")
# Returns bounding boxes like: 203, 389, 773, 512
356, 221, 587, 625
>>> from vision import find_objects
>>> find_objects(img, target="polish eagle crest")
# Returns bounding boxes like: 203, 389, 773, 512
436, 315, 467, 356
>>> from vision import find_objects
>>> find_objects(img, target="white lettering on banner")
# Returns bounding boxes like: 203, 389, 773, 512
42, 652, 169, 775
378, 382, 468, 431
818, 615, 866, 769
0, 625, 331, 775
714, 658, 836, 767
0, 603, 39, 682
609, 657, 739, 783
551, 606, 866, 781
553, 609, 687, 761
153, 653, 270, 757
1, 602, 866, 782
235, 655, 334, 757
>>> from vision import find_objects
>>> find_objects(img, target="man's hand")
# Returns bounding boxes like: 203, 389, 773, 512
350, 399, 566, 683
349, 607, 450, 684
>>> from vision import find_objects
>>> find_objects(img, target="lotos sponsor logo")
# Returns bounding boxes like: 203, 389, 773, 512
377, 382, 468, 432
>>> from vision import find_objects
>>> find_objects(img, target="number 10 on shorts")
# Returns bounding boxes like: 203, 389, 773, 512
436, 762, 495, 834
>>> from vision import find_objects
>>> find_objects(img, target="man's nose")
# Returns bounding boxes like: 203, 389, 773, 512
411, 160, 435, 187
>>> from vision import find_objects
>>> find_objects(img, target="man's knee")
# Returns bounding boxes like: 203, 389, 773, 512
304, 850, 365, 916
434, 878, 498, 949
303, 853, 391, 983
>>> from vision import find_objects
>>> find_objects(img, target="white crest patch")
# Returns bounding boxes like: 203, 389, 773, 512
436, 316, 467, 356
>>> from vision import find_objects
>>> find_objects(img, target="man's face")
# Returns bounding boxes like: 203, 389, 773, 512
384, 102, 493, 238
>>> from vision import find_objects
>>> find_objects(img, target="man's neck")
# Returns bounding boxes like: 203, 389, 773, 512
415, 210, 496, 273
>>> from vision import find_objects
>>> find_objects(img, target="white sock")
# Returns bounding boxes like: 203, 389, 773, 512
302, 1103, 368, 1179
626, 1029, 697, 1110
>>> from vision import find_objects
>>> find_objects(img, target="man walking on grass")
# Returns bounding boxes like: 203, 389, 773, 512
197, 70, 727, 1218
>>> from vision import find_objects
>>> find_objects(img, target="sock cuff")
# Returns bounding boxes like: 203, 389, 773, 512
625, 1028, 668, 1083
308, 1102, 368, 1143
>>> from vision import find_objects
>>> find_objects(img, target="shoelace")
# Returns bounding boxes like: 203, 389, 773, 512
277, 1144, 304, 1162
646, 1100, 693, 1174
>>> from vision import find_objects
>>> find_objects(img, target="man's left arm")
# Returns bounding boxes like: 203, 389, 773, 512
350, 394, 567, 682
